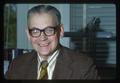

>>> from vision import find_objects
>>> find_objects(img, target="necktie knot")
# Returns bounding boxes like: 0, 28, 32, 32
40, 60, 48, 69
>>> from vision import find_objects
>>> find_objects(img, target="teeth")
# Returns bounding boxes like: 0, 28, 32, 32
39, 43, 49, 47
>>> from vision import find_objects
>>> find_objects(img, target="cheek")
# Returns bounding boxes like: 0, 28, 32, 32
50, 36, 59, 47
30, 37, 38, 45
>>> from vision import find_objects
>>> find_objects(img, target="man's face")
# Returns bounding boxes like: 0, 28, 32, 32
27, 13, 64, 57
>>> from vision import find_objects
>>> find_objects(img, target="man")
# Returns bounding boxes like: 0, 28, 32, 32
5, 5, 100, 80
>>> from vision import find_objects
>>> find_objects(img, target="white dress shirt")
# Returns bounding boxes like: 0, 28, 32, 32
37, 50, 59, 80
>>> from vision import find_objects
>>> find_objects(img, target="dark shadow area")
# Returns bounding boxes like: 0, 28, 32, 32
70, 17, 109, 64
65, 17, 116, 79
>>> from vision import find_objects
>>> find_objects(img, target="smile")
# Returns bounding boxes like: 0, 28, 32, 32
39, 43, 50, 47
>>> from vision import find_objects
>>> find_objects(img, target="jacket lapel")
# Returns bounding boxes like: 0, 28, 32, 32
25, 51, 38, 79
52, 47, 73, 79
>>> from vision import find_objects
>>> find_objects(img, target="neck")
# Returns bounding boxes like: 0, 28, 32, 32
40, 55, 49, 60
38, 44, 61, 60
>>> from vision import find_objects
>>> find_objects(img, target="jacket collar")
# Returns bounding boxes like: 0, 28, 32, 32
52, 46, 73, 79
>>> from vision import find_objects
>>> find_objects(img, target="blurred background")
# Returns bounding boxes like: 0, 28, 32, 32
4, 4, 116, 79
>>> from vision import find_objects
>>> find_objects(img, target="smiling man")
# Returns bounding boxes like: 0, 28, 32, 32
5, 5, 100, 80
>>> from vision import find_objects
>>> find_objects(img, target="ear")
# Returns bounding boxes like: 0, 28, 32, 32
25, 28, 30, 41
59, 24, 64, 38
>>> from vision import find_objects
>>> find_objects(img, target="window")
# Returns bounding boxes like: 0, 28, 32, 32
69, 4, 116, 65
4, 4, 17, 49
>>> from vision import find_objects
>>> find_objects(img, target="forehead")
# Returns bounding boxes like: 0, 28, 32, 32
28, 13, 58, 28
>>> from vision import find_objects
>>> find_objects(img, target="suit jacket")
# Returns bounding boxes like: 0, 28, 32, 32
5, 46, 100, 80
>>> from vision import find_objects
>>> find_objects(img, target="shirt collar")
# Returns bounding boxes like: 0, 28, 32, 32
37, 49, 59, 67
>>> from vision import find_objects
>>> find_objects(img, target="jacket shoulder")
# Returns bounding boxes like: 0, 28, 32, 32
12, 50, 37, 63
60, 46, 99, 79
5, 51, 37, 79
60, 46, 93, 63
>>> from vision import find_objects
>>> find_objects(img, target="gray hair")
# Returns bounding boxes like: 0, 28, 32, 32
27, 5, 61, 25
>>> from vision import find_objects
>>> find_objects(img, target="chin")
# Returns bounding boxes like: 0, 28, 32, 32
39, 51, 51, 56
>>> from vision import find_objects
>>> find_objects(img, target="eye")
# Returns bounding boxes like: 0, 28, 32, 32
29, 28, 40, 36
45, 27, 54, 33
31, 29, 39, 33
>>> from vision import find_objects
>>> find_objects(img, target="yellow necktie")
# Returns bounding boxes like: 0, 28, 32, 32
38, 60, 48, 80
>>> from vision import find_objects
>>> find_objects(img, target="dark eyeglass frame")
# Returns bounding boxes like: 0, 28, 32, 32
28, 25, 60, 37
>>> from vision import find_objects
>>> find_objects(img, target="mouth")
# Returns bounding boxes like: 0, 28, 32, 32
38, 42, 50, 47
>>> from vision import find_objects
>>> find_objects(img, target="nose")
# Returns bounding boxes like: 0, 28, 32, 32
39, 32, 48, 41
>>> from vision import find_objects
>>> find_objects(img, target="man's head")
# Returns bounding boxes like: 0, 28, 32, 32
26, 5, 64, 58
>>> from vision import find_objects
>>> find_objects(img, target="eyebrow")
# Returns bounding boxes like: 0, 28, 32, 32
28, 25, 59, 30
29, 27, 40, 30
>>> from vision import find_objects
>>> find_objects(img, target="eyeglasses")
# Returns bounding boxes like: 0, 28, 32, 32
28, 25, 60, 37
